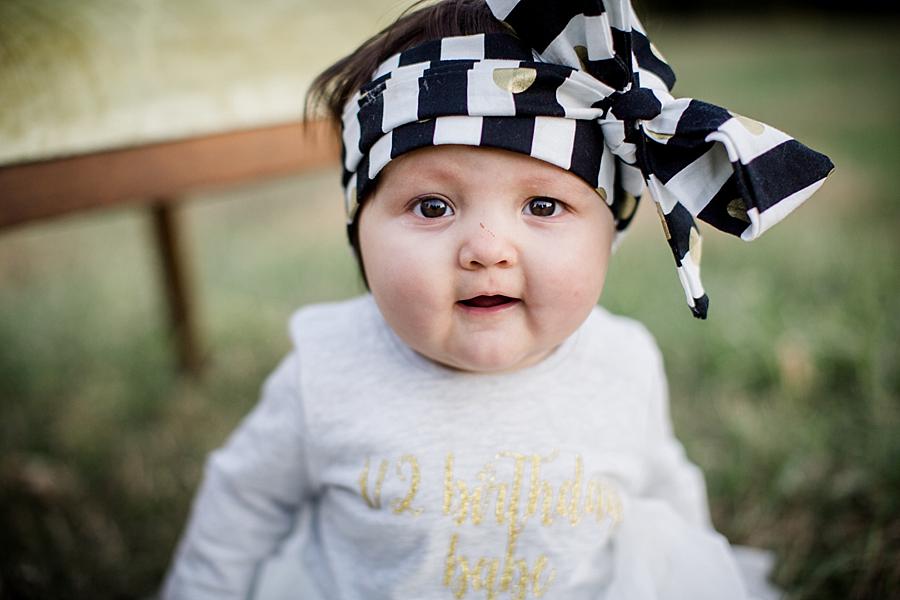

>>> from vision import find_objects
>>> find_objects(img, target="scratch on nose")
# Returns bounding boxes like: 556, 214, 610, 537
479, 222, 496, 238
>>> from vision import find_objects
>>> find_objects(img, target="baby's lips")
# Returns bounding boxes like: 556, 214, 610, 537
458, 295, 519, 308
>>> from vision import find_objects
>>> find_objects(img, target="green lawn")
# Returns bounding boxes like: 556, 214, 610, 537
1, 13, 898, 600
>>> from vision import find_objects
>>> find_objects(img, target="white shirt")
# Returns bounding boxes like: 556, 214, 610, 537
163, 294, 750, 600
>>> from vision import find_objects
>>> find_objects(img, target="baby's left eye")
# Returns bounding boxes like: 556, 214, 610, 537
525, 197, 562, 217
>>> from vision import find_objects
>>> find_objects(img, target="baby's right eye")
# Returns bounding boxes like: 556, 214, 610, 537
412, 197, 454, 218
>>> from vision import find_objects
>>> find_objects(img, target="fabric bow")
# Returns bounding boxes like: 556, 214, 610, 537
486, 0, 834, 318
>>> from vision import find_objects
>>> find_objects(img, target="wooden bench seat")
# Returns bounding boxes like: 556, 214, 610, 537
0, 0, 394, 371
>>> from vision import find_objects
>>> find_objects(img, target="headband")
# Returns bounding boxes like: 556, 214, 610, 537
340, 0, 834, 318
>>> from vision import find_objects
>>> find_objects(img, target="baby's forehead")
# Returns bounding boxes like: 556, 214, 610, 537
381, 144, 588, 190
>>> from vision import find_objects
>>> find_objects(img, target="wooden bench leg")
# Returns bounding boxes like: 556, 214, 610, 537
151, 200, 203, 375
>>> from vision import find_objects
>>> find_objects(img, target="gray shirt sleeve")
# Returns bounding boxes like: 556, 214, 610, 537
162, 352, 314, 600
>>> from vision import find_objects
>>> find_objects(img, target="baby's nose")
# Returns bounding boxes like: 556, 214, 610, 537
457, 221, 517, 270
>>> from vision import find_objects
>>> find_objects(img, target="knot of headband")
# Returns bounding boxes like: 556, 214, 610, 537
340, 0, 834, 318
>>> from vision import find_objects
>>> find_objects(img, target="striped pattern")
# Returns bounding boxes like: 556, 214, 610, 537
340, 35, 614, 218
340, 0, 834, 319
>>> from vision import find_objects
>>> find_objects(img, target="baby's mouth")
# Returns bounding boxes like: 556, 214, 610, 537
457, 295, 520, 309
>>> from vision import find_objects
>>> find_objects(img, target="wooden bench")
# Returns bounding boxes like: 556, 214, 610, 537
0, 122, 338, 373
0, 1, 391, 372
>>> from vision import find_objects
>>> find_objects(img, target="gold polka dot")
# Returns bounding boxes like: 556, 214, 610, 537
618, 192, 637, 221
726, 198, 751, 223
346, 186, 359, 221
729, 111, 765, 136
595, 186, 608, 203
645, 129, 673, 142
689, 226, 703, 265
655, 204, 672, 240
574, 45, 589, 69
492, 67, 537, 94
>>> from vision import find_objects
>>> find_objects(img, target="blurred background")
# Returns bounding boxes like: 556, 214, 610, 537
0, 1, 897, 598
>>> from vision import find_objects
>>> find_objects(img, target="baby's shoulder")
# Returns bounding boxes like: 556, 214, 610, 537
287, 294, 381, 350
580, 305, 663, 369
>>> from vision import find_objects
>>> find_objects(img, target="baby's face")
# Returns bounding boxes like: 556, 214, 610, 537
358, 145, 615, 373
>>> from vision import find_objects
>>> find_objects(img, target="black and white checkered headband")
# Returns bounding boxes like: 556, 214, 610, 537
340, 0, 834, 318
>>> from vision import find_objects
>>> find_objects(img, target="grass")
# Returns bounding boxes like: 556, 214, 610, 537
1, 12, 899, 600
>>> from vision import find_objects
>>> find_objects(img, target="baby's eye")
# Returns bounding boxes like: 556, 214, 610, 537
525, 197, 562, 217
413, 196, 454, 218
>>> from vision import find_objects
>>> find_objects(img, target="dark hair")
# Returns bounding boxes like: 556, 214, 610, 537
304, 0, 510, 286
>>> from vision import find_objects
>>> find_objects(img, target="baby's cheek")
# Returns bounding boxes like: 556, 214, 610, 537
372, 245, 449, 334
528, 250, 608, 339
367, 232, 427, 290
547, 245, 608, 297
530, 269, 593, 326
376, 263, 432, 313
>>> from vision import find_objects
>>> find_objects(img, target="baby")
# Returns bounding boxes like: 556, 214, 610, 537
163, 1, 833, 598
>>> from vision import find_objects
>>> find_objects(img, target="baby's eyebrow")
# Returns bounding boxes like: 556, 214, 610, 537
519, 175, 583, 195
391, 155, 584, 195
393, 161, 458, 184
522, 176, 563, 189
